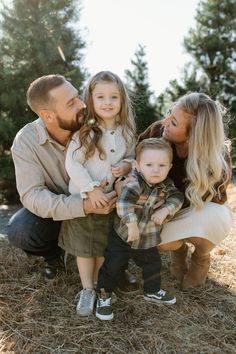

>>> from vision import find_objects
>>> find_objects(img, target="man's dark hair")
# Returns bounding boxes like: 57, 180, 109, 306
26, 74, 66, 113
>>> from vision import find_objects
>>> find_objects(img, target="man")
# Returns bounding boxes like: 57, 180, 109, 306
7, 74, 129, 283
8, 74, 138, 291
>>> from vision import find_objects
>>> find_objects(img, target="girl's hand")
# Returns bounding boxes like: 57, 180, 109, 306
111, 161, 132, 178
151, 207, 169, 225
87, 187, 109, 208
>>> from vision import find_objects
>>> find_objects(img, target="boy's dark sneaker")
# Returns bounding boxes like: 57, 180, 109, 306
144, 289, 176, 305
96, 289, 113, 321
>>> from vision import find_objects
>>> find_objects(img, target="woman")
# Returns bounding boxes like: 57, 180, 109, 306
138, 92, 233, 289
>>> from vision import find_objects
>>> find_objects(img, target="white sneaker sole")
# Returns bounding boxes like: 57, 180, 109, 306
95, 312, 114, 321
76, 307, 94, 316
143, 295, 176, 305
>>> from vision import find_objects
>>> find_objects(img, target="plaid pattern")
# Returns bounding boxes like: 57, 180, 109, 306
114, 170, 184, 249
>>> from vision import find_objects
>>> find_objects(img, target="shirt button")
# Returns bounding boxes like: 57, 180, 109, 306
110, 149, 115, 152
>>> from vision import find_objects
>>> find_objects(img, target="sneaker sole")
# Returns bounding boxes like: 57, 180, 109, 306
95, 312, 114, 321
143, 295, 176, 305
76, 309, 94, 317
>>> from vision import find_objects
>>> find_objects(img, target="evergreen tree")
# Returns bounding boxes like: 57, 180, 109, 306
125, 44, 157, 134
157, 0, 236, 156
184, 0, 236, 148
156, 63, 208, 117
0, 0, 86, 201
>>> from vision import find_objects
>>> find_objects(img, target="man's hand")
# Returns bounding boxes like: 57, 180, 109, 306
87, 187, 109, 208
84, 190, 117, 215
127, 222, 140, 243
111, 161, 132, 178
151, 207, 169, 225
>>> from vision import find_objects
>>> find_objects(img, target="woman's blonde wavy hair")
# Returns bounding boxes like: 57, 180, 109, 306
176, 92, 231, 209
79, 71, 136, 160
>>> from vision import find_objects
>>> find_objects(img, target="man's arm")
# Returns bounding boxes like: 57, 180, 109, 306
12, 146, 116, 220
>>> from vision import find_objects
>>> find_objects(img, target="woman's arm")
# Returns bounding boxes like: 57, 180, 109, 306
137, 121, 163, 143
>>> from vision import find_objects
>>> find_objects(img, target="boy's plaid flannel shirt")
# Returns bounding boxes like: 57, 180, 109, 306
114, 170, 184, 249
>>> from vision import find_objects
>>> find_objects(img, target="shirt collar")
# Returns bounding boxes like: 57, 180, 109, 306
35, 117, 52, 145
99, 124, 121, 134
134, 169, 167, 189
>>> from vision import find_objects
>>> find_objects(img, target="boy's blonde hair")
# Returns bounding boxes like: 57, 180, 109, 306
136, 138, 173, 162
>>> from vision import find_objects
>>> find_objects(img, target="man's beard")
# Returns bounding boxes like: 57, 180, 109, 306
56, 108, 85, 133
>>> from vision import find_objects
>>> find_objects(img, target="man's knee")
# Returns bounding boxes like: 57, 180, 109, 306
7, 208, 61, 252
7, 208, 31, 247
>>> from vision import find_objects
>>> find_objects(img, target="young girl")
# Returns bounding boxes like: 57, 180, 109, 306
59, 71, 136, 316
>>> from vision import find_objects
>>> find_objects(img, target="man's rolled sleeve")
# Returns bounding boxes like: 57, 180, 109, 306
12, 146, 85, 220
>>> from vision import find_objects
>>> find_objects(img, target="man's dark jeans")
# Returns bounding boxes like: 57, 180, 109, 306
7, 208, 62, 261
97, 228, 162, 294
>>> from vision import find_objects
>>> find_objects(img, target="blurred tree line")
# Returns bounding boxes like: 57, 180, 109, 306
156, 0, 236, 151
0, 0, 235, 203
0, 0, 86, 202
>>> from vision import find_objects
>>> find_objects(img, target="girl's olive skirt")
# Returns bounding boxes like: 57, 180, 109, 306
58, 212, 114, 257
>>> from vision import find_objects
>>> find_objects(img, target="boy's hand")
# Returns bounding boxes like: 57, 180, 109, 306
112, 161, 132, 178
87, 187, 109, 208
151, 207, 169, 225
127, 222, 140, 243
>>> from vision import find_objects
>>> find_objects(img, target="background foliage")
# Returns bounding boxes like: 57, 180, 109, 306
156, 0, 236, 154
125, 45, 158, 134
0, 0, 86, 201
0, 0, 235, 202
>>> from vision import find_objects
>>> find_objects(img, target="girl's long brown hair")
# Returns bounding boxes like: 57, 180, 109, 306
79, 71, 136, 160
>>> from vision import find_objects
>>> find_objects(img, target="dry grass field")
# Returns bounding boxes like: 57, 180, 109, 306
0, 186, 236, 354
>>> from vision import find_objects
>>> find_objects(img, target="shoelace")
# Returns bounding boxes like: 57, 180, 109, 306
157, 289, 166, 296
79, 290, 94, 308
98, 297, 111, 307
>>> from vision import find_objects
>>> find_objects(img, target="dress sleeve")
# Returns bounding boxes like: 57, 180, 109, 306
121, 138, 136, 165
65, 134, 100, 197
